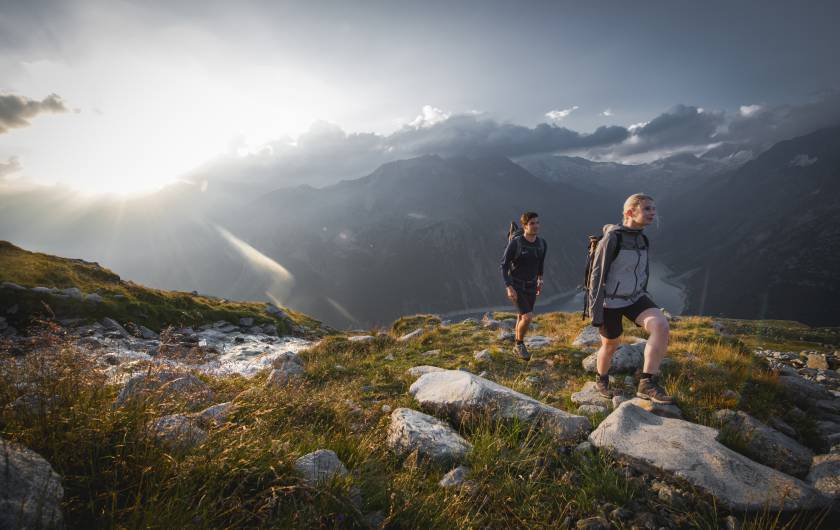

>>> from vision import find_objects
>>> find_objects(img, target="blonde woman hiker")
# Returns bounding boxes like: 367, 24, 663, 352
500, 211, 547, 361
585, 194, 674, 403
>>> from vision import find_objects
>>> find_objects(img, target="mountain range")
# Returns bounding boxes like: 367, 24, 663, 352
0, 127, 837, 327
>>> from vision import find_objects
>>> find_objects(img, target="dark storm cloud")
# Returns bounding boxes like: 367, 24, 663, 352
0, 156, 22, 180
387, 114, 629, 157
723, 91, 840, 149
0, 93, 68, 134
201, 114, 632, 187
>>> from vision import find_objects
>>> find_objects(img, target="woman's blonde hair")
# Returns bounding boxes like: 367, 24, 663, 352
623, 193, 654, 220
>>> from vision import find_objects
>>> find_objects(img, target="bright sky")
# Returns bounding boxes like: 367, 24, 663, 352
2, 0, 839, 195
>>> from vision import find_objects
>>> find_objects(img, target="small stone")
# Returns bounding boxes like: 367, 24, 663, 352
398, 328, 424, 342
152, 415, 207, 450
807, 353, 830, 370
721, 389, 740, 401
526, 375, 542, 385
381, 404, 392, 413
577, 404, 608, 416
294, 449, 349, 486
421, 349, 440, 356
384, 353, 395, 361
439, 465, 470, 488
474, 349, 492, 362
348, 335, 375, 342
575, 441, 595, 454
497, 330, 515, 342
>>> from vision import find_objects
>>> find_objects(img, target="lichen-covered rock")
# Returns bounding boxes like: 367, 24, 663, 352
410, 370, 591, 442
294, 449, 349, 486
715, 409, 813, 478
406, 365, 446, 378
571, 381, 612, 409
439, 466, 470, 488
0, 437, 64, 529
582, 342, 646, 373
590, 402, 831, 511
572, 326, 602, 348
807, 453, 840, 498
152, 414, 207, 450
115, 371, 214, 408
387, 408, 472, 464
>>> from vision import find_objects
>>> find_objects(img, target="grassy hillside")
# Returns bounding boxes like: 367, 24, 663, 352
0, 240, 322, 335
3, 306, 840, 528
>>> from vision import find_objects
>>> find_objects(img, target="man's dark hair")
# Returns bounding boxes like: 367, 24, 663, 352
520, 211, 539, 225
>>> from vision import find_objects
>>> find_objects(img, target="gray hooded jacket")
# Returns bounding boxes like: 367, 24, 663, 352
587, 224, 651, 325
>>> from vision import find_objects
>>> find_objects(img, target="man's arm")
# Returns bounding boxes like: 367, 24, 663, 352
588, 233, 617, 326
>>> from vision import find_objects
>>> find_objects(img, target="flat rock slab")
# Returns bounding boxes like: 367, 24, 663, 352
778, 375, 833, 406
715, 409, 813, 478
410, 370, 591, 442
294, 449, 349, 486
0, 438, 64, 529
387, 408, 472, 464
406, 365, 446, 378
624, 397, 683, 419
590, 402, 831, 511
571, 382, 612, 408
807, 453, 840, 498
572, 326, 602, 348
582, 342, 646, 373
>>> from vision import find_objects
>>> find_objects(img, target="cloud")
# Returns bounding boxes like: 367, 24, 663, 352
409, 105, 451, 128
546, 106, 579, 122
739, 104, 762, 117
0, 93, 68, 133
601, 108, 613, 117
790, 154, 818, 167
0, 156, 22, 179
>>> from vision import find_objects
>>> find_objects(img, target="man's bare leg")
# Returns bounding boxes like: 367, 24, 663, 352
516, 312, 533, 342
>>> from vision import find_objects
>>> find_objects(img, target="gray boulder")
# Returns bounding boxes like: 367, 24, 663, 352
239, 317, 254, 327
294, 449, 349, 486
138, 325, 158, 340
387, 408, 472, 464
406, 365, 446, 378
115, 371, 214, 408
0, 438, 64, 529
101, 317, 130, 337
199, 402, 234, 425
439, 466, 470, 488
266, 303, 289, 319
410, 370, 591, 442
62, 287, 83, 300
582, 342, 646, 373
590, 402, 831, 511
152, 415, 207, 450
778, 375, 833, 406
577, 404, 608, 416
715, 409, 813, 478
1, 281, 26, 290
807, 453, 840, 498
85, 293, 105, 304
266, 359, 305, 388
572, 326, 602, 348
622, 397, 683, 419
571, 382, 612, 409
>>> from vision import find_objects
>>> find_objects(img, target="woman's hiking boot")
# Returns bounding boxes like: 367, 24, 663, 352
636, 375, 674, 404
513, 341, 530, 361
595, 374, 612, 398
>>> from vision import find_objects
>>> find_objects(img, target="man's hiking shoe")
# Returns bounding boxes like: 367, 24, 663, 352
595, 375, 612, 398
636, 376, 674, 404
513, 342, 530, 360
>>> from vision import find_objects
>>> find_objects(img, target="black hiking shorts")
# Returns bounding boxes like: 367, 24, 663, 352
511, 279, 538, 315
599, 296, 659, 339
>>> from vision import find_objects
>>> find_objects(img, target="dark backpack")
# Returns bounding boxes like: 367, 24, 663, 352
506, 221, 546, 269
581, 230, 649, 319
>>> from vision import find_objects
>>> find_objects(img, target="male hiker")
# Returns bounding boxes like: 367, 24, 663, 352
501, 211, 546, 361
586, 193, 674, 403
